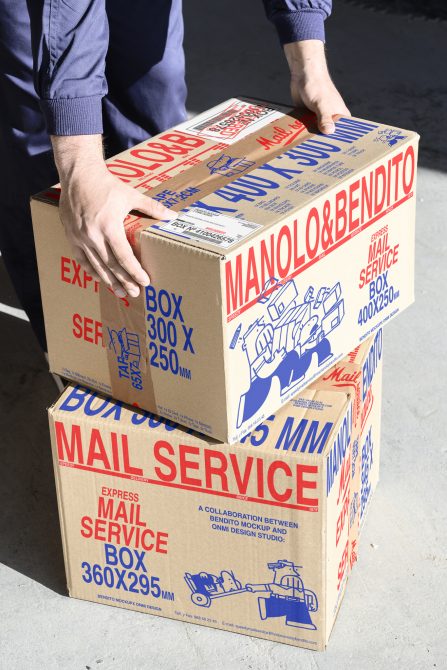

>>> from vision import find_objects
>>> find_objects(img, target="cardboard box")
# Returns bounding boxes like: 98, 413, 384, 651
34, 97, 415, 442
48, 335, 383, 651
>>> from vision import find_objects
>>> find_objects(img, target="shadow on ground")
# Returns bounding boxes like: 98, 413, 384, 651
184, 0, 447, 171
0, 312, 66, 594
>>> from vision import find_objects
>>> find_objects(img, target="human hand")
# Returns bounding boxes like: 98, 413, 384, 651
51, 135, 176, 299
284, 40, 350, 134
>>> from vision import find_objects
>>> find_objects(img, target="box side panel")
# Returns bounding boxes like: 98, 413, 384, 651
31, 197, 229, 439
223, 138, 416, 442
358, 338, 384, 533
309, 353, 364, 578
48, 408, 75, 594
49, 402, 330, 650
100, 235, 228, 438
310, 330, 383, 570
323, 400, 354, 643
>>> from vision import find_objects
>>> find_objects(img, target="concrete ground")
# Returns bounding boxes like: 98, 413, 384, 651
1, 2, 446, 668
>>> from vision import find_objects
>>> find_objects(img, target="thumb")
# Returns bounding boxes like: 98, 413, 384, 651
134, 193, 177, 221
316, 105, 336, 135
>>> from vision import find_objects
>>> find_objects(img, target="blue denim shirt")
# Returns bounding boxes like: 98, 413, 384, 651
30, 1, 331, 136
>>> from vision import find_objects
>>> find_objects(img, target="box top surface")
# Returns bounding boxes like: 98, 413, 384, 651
33, 97, 419, 258
50, 384, 350, 460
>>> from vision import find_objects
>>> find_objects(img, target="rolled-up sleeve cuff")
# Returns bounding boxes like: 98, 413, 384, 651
39, 96, 104, 136
273, 10, 326, 45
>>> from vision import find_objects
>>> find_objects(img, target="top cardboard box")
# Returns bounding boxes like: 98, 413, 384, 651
32, 97, 418, 443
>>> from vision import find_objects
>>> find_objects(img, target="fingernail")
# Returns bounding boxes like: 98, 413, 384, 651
115, 287, 127, 298
321, 123, 335, 134
140, 272, 150, 285
128, 286, 140, 298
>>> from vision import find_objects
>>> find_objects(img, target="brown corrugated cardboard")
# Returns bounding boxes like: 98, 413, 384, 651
309, 328, 383, 626
34, 97, 414, 442
310, 326, 383, 532
48, 335, 383, 651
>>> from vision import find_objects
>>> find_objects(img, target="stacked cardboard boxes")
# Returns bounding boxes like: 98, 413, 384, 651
34, 98, 417, 650
48, 330, 382, 651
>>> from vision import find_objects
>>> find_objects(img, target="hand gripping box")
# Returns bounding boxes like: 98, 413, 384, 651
33, 97, 416, 442
47, 337, 383, 652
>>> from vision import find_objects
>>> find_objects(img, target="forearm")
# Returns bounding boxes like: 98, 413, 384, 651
284, 40, 329, 80
51, 135, 106, 184
284, 38, 350, 134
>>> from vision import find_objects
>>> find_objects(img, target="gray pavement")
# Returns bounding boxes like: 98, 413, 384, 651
1, 2, 446, 668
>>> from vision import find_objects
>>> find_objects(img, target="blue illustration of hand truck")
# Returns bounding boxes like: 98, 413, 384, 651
246, 560, 318, 630
185, 560, 318, 630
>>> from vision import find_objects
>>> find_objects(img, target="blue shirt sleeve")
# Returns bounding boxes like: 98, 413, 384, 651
29, 0, 109, 136
263, 0, 332, 44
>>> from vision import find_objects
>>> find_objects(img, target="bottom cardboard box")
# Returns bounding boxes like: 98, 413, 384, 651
48, 331, 383, 651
